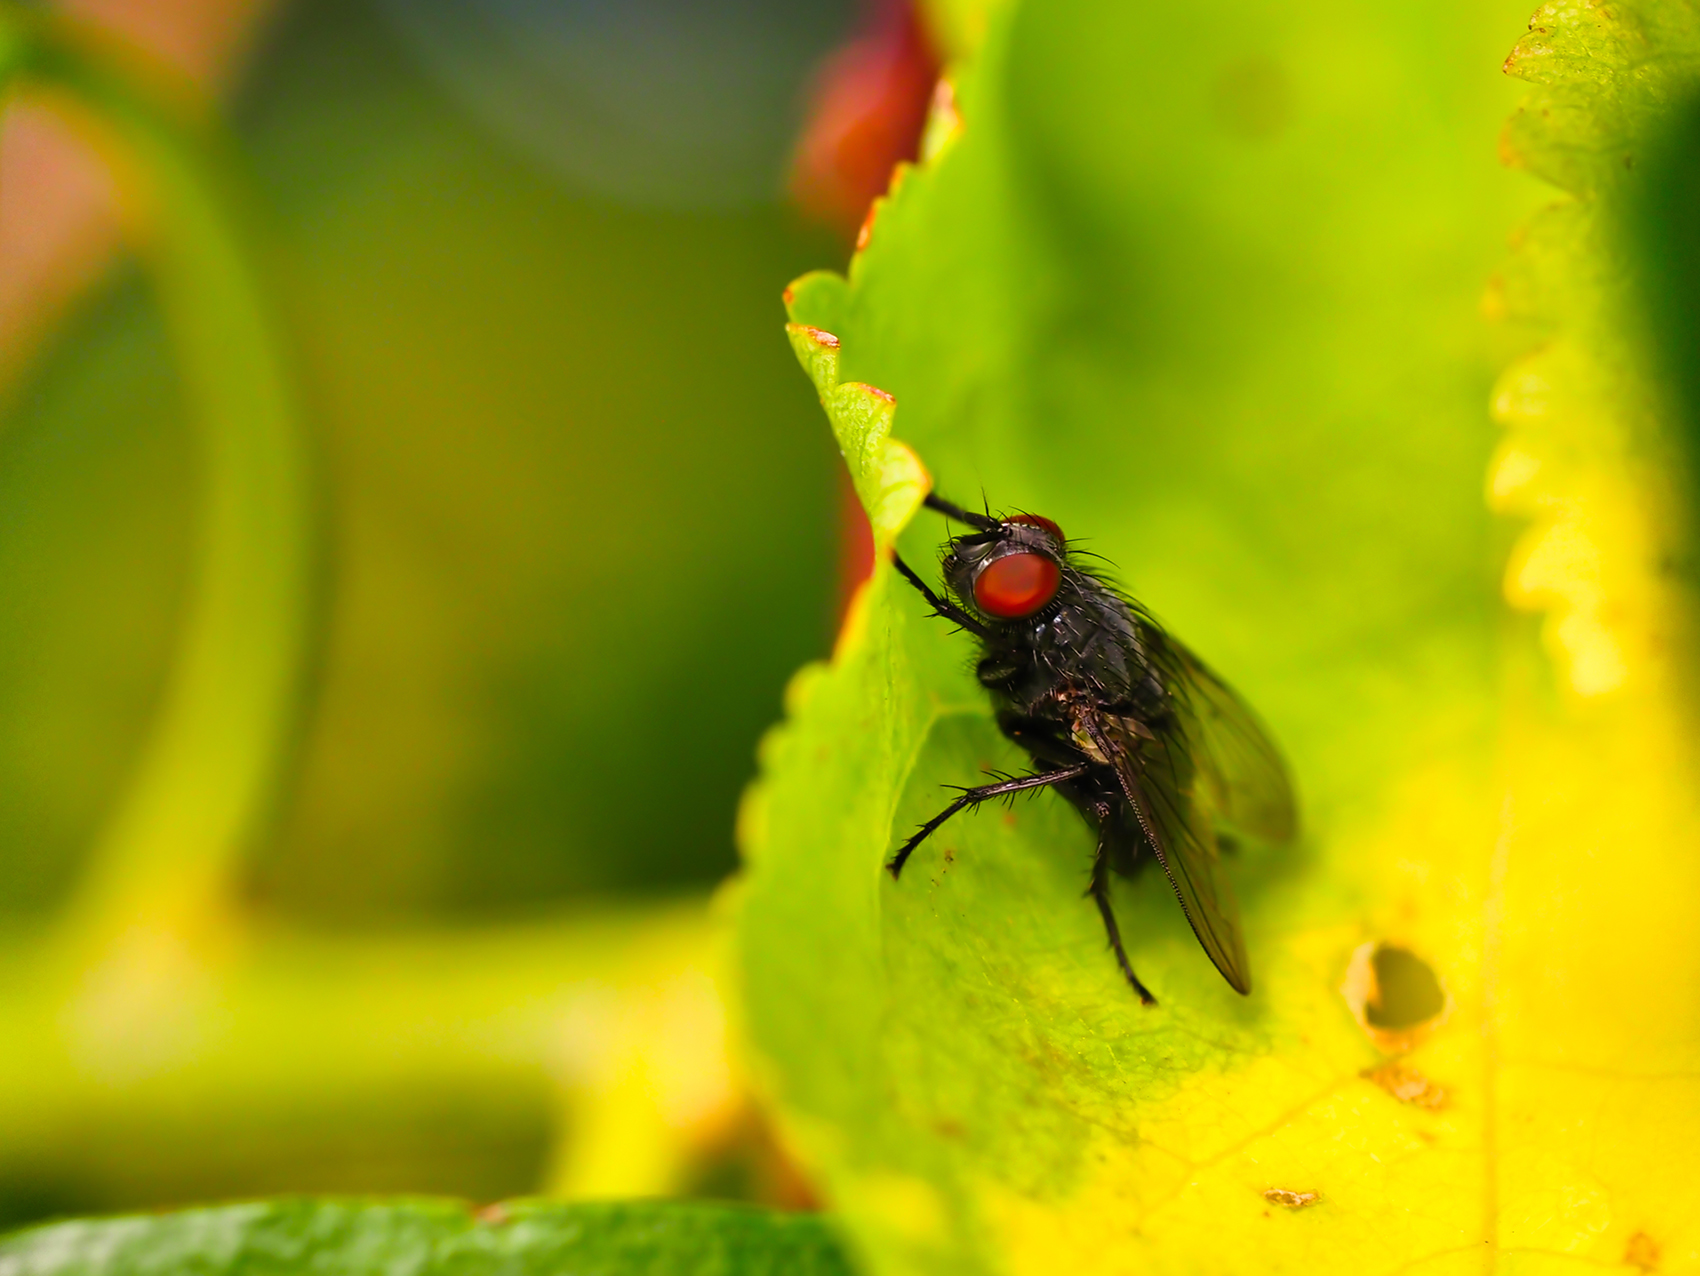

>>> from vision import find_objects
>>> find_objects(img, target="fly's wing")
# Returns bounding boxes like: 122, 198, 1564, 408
1145, 630, 1297, 846
1084, 711, 1253, 995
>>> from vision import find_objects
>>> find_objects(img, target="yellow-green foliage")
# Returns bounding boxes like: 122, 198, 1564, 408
0, 1200, 852, 1274
737, 0, 1700, 1272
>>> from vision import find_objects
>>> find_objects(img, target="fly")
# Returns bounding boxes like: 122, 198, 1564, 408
889, 492, 1297, 1003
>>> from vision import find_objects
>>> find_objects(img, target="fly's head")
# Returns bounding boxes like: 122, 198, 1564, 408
941, 513, 1071, 628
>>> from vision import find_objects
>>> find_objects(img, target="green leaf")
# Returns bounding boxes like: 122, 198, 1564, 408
785, 315, 927, 550
736, 0, 1700, 1271
0, 1200, 853, 1276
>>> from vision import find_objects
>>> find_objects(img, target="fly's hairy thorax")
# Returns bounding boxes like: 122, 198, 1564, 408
973, 569, 1168, 726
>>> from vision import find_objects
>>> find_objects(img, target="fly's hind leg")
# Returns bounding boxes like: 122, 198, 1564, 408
888, 764, 1088, 878
1087, 802, 1157, 1006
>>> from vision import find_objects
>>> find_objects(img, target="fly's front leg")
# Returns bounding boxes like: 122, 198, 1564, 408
892, 553, 991, 638
1087, 801, 1158, 1006
888, 764, 1088, 878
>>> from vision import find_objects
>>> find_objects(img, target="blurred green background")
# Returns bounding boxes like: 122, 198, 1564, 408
0, 0, 846, 919
0, 0, 869, 1225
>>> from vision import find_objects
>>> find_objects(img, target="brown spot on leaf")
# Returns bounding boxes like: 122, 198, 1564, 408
1625, 1232, 1660, 1272
475, 1203, 511, 1226
1263, 1189, 1319, 1209
799, 325, 840, 349
782, 284, 795, 306
1363, 1061, 1447, 1109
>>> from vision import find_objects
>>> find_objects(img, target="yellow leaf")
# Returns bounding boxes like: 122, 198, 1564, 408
737, 0, 1700, 1271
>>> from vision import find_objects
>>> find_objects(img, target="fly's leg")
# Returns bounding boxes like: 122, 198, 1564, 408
1088, 804, 1158, 1006
888, 764, 1088, 878
924, 491, 998, 530
892, 553, 991, 638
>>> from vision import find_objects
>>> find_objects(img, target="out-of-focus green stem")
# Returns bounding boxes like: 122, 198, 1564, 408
0, 6, 309, 965
0, 901, 732, 1208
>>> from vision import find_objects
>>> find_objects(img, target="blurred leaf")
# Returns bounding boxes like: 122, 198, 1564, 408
736, 0, 1700, 1271
0, 1199, 853, 1275
920, 0, 1004, 62
0, 1, 840, 924
238, 2, 842, 913
0, 0, 842, 1221
1483, 0, 1700, 1263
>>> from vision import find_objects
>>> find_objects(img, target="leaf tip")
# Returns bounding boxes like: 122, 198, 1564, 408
781, 269, 850, 328
792, 324, 841, 350
867, 438, 931, 548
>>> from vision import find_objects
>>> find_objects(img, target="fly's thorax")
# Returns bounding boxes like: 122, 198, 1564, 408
965, 577, 1157, 706
938, 514, 1168, 713
1040, 574, 1157, 700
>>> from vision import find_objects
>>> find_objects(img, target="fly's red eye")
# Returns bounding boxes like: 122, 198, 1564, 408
973, 552, 1061, 619
1006, 513, 1065, 541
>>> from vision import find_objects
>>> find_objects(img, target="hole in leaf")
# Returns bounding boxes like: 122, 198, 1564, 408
1364, 946, 1446, 1029
1341, 942, 1450, 1054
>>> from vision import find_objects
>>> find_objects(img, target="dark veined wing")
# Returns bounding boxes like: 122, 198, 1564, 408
1082, 710, 1253, 995
1143, 630, 1297, 846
